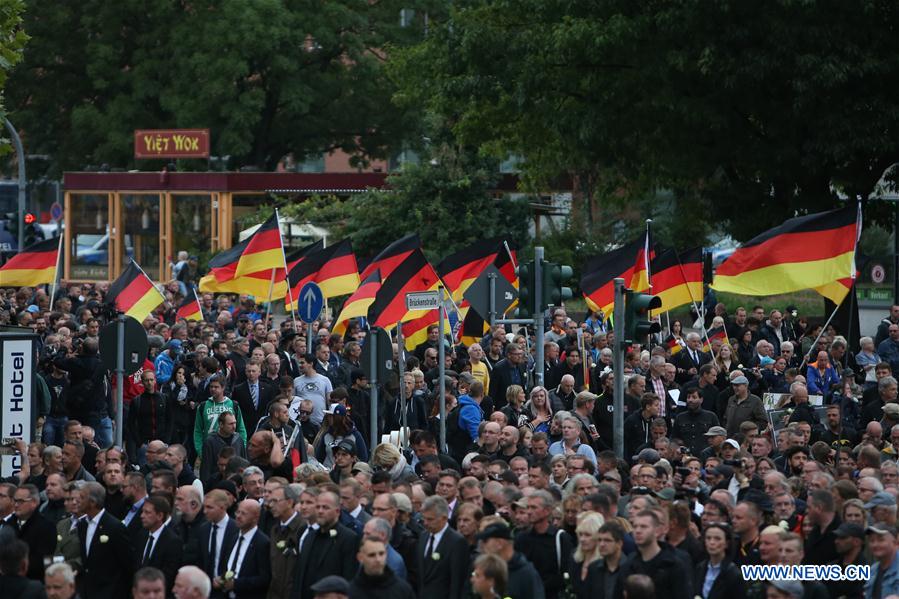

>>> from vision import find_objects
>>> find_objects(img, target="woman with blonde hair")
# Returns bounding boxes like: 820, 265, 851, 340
523, 385, 553, 433
502, 384, 527, 428
369, 442, 416, 483
567, 511, 605, 598
471, 553, 508, 599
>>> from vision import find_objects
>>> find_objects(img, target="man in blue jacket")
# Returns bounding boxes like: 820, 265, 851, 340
458, 381, 486, 446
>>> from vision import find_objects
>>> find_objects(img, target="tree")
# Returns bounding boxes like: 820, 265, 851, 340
0, 0, 26, 153
281, 142, 530, 262
7, 0, 443, 175
390, 0, 899, 242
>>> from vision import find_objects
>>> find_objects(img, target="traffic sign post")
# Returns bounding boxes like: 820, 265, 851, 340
405, 290, 440, 311
297, 282, 324, 324
99, 314, 149, 448
396, 321, 407, 446
361, 327, 393, 451
464, 264, 517, 325
438, 286, 447, 451
613, 278, 626, 460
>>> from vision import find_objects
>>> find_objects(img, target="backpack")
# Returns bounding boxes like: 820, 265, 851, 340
445, 404, 474, 462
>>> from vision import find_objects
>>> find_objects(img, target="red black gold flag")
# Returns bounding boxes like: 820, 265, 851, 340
332, 269, 382, 335
712, 206, 860, 305
702, 326, 728, 352
0, 237, 60, 287
367, 249, 441, 329
359, 234, 421, 282
581, 239, 644, 318
457, 245, 518, 346
176, 292, 203, 321
284, 239, 359, 310
437, 237, 508, 302
105, 261, 165, 322
665, 335, 684, 356
650, 247, 703, 313
631, 227, 654, 292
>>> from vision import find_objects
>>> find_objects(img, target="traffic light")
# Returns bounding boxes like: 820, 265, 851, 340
23, 213, 42, 247
542, 261, 573, 308
624, 289, 661, 344
516, 260, 536, 316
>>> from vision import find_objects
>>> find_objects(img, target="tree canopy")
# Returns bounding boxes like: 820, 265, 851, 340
0, 0, 26, 152
390, 0, 899, 243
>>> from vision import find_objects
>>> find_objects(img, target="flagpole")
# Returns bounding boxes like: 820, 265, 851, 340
645, 219, 653, 291
674, 251, 719, 364
264, 267, 276, 327
49, 232, 64, 305
274, 208, 299, 333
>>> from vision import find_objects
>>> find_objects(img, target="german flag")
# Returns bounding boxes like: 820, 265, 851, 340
367, 249, 441, 329
631, 228, 654, 292
284, 239, 359, 311
199, 213, 288, 298
458, 245, 518, 346
651, 247, 703, 313
402, 310, 449, 351
175, 291, 203, 321
332, 269, 381, 335
581, 239, 643, 317
0, 237, 60, 287
105, 261, 165, 321
665, 335, 684, 356
702, 326, 728, 352
359, 234, 421, 281
712, 207, 860, 304
437, 237, 507, 302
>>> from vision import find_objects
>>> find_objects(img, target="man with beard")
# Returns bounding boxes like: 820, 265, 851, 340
350, 536, 416, 598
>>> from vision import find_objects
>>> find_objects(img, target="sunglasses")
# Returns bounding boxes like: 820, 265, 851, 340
299, 410, 312, 416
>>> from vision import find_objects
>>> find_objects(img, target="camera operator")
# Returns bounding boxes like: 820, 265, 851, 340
53, 337, 112, 449
40, 346, 70, 448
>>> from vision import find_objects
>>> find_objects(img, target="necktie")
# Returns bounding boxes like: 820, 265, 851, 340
425, 533, 434, 557
230, 535, 245, 573
210, 523, 219, 560
251, 384, 258, 409
142, 535, 155, 565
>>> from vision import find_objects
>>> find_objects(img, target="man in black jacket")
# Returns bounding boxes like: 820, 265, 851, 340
623, 394, 660, 463
0, 540, 46, 599
128, 370, 175, 460
135, 495, 183, 596
514, 490, 572, 597
488, 343, 527, 411
54, 338, 107, 435
14, 484, 57, 581
616, 510, 693, 599
350, 537, 416, 599
232, 361, 275, 434
416, 495, 469, 599
293, 490, 359, 599
672, 386, 720, 456
217, 499, 270, 599
76, 481, 135, 599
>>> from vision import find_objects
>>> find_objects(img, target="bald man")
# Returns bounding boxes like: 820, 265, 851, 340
216, 499, 270, 597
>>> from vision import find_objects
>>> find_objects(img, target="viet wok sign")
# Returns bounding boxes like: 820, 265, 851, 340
134, 129, 210, 159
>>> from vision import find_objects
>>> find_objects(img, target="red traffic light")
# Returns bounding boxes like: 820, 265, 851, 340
23, 213, 36, 224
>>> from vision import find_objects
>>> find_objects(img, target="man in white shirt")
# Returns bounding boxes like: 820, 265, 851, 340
218, 499, 270, 597
293, 354, 332, 426
137, 495, 182, 591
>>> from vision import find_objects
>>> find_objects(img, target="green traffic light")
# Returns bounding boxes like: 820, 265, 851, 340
624, 290, 661, 343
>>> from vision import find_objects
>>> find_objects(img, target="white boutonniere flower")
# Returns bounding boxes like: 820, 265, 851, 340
99, 535, 109, 544
329, 529, 337, 538
57, 534, 62, 542
276, 540, 287, 549
778, 520, 789, 530
224, 570, 235, 581
431, 552, 440, 561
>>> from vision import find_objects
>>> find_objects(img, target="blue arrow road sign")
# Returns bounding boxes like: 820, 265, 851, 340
297, 282, 324, 324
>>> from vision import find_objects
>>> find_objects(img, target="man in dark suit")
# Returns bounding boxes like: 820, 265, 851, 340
195, 489, 239, 595
217, 499, 270, 599
675, 333, 712, 384
293, 490, 359, 599
489, 343, 528, 411
416, 495, 470, 599
135, 496, 183, 597
122, 471, 149, 547
0, 540, 46, 599
76, 481, 134, 599
233, 361, 276, 433
13, 484, 57, 581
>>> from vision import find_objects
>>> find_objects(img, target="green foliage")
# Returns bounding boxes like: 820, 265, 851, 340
0, 0, 26, 151
7, 0, 444, 175
282, 143, 530, 262
391, 0, 899, 242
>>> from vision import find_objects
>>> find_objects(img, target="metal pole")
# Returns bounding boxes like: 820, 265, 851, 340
115, 313, 126, 448
397, 321, 407, 447
438, 286, 447, 451
369, 330, 379, 452
894, 202, 899, 304
3, 118, 26, 252
488, 272, 496, 327
534, 246, 544, 388
613, 278, 626, 459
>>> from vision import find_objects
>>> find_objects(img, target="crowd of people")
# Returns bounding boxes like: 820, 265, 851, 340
2, 281, 899, 599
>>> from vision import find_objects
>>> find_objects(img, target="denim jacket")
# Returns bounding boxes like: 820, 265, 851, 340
866, 550, 899, 599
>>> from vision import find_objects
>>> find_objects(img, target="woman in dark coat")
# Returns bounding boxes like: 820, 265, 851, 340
693, 522, 745, 599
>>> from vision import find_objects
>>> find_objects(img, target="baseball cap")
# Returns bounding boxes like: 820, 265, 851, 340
723, 438, 740, 450
392, 493, 413, 514
632, 448, 660, 464
866, 523, 898, 536
166, 339, 183, 353
730, 375, 749, 385
768, 579, 803, 598
865, 491, 896, 510
476, 523, 513, 541
760, 356, 775, 367
704, 426, 727, 437
884, 403, 899, 418
712, 465, 734, 479
334, 438, 356, 455
834, 522, 865, 540
351, 462, 372, 475
655, 488, 675, 501
310, 575, 350, 595
324, 404, 347, 417
25, 305, 39, 314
